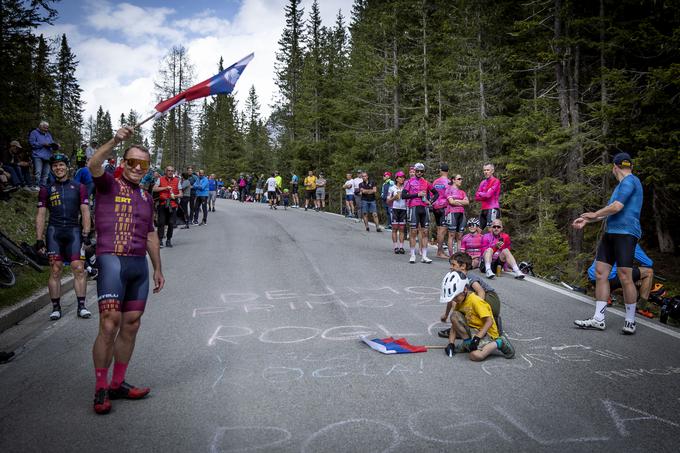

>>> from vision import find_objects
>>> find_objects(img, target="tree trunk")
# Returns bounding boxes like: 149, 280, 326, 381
567, 43, 583, 255
653, 188, 675, 253
477, 12, 488, 162
554, 0, 570, 128
422, 1, 429, 155
392, 34, 400, 156
600, 0, 610, 194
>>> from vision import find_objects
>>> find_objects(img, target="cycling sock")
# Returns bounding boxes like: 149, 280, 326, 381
111, 362, 128, 389
593, 300, 607, 321
410, 248, 416, 256
484, 259, 492, 272
422, 248, 428, 259
393, 242, 398, 248
511, 264, 521, 273
77, 296, 86, 309
95, 368, 109, 390
51, 298, 61, 310
625, 303, 636, 323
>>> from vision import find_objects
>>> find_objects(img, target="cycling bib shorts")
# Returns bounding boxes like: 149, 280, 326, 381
433, 208, 447, 227
447, 212, 467, 233
46, 225, 82, 263
409, 206, 430, 228
97, 255, 149, 313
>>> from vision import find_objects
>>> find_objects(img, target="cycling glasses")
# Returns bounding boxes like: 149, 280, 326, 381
125, 158, 150, 170
491, 225, 502, 229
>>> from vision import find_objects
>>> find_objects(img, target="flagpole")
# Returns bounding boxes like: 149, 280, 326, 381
134, 112, 157, 129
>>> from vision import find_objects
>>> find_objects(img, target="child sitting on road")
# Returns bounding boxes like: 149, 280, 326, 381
439, 252, 502, 338
282, 189, 290, 209
439, 270, 515, 360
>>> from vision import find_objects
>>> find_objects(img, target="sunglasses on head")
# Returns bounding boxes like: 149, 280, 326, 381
125, 158, 150, 171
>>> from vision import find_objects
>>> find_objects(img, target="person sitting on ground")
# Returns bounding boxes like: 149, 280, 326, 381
282, 188, 290, 209
480, 219, 525, 280
439, 251, 503, 339
587, 244, 655, 314
439, 270, 515, 360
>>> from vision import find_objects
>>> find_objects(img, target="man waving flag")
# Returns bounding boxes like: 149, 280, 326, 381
153, 53, 254, 118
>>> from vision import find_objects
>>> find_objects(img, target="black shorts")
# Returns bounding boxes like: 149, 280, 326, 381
97, 255, 149, 312
480, 258, 502, 274
268, 191, 277, 199
609, 266, 642, 291
305, 190, 315, 200
291, 184, 298, 194
447, 212, 467, 232
391, 209, 407, 226
409, 206, 429, 228
480, 208, 501, 230
46, 225, 82, 263
595, 233, 637, 268
433, 208, 447, 227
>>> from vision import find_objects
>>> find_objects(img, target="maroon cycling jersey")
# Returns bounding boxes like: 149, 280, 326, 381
37, 179, 88, 228
94, 172, 154, 257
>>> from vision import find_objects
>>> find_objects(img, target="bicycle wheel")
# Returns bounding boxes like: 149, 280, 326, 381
0, 235, 42, 272
0, 262, 16, 288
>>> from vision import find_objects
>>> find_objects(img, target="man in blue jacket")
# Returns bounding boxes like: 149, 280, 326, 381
192, 170, 209, 225
29, 120, 59, 187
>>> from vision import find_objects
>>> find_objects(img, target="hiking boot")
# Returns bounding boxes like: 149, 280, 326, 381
574, 317, 606, 331
93, 388, 111, 414
49, 309, 61, 321
108, 381, 150, 400
437, 328, 451, 339
165, 240, 173, 248
622, 321, 636, 335
498, 336, 516, 359
77, 307, 92, 319
421, 257, 432, 264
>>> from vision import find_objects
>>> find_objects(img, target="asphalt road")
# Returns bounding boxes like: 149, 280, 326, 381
1, 200, 680, 453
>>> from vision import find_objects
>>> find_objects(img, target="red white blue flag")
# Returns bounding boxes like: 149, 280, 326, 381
154, 53, 254, 116
361, 336, 428, 354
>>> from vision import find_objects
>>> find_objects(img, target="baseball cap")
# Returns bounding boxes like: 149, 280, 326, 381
439, 163, 449, 172
383, 171, 392, 177
9, 140, 22, 148
613, 152, 632, 167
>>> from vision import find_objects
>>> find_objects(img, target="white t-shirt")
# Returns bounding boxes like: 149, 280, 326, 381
388, 184, 406, 210
352, 177, 362, 195
344, 179, 354, 195
266, 177, 278, 192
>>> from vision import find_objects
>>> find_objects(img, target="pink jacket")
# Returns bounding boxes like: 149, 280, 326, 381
475, 176, 500, 210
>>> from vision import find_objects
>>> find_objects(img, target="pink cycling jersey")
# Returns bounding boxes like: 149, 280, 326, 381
445, 186, 466, 215
403, 177, 433, 208
475, 176, 500, 210
481, 232, 511, 259
460, 233, 484, 258
431, 176, 450, 210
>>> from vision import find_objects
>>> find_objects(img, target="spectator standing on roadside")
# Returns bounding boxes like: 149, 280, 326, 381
208, 174, 217, 212
381, 172, 394, 230
303, 170, 316, 211
431, 163, 451, 258
359, 171, 383, 232
187, 166, 198, 221
192, 170, 209, 225
445, 173, 469, 255
237, 174, 246, 202
343, 172, 355, 217
387, 171, 407, 253
315, 172, 327, 211
73, 158, 94, 198
179, 172, 192, 229
255, 174, 264, 202
352, 170, 363, 220
266, 173, 278, 210
475, 163, 501, 231
85, 140, 97, 161
154, 165, 181, 248
29, 120, 58, 187
290, 172, 300, 208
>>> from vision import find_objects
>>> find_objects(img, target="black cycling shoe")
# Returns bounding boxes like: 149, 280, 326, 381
94, 388, 111, 414
437, 328, 451, 339
108, 381, 150, 399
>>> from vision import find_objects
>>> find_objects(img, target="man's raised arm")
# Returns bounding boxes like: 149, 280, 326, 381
88, 126, 133, 177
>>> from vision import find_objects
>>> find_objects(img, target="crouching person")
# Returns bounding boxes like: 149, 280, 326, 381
439, 271, 515, 360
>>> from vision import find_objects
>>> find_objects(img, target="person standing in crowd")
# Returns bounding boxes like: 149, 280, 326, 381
387, 171, 407, 253
154, 166, 181, 248
290, 171, 300, 208
445, 173, 469, 255
343, 172, 356, 218
207, 174, 217, 212
85, 140, 97, 161
88, 126, 164, 415
352, 170, 363, 220
480, 219, 525, 279
238, 174, 247, 202
303, 170, 316, 211
193, 170, 209, 225
431, 163, 451, 258
73, 157, 94, 198
475, 163, 501, 231
315, 172, 327, 211
179, 172, 192, 229
266, 173, 278, 210
381, 172, 394, 230
104, 158, 117, 174
35, 153, 92, 321
255, 174, 264, 202
573, 152, 643, 335
29, 120, 58, 187
359, 171, 382, 232
9, 140, 34, 189
274, 171, 283, 205
403, 162, 437, 264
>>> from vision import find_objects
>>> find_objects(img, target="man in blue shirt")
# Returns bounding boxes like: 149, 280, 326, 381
573, 152, 644, 334
29, 120, 59, 187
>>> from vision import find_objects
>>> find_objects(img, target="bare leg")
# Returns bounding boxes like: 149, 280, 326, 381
72, 260, 87, 297
436, 226, 447, 257
113, 311, 143, 364
638, 268, 654, 300
48, 261, 63, 299
469, 341, 499, 362
594, 261, 613, 302
617, 267, 638, 307
93, 306, 122, 368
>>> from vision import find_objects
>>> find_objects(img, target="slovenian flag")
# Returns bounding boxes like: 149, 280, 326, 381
154, 53, 254, 117
361, 336, 427, 354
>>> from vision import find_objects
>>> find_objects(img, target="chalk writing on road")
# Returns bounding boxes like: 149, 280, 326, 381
595, 366, 680, 380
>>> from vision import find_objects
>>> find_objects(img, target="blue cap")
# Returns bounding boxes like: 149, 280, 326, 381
613, 152, 632, 167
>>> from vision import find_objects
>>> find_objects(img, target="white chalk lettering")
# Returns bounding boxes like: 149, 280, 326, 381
602, 399, 679, 437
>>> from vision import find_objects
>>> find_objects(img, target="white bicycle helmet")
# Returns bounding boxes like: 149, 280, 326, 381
414, 162, 425, 171
440, 271, 469, 304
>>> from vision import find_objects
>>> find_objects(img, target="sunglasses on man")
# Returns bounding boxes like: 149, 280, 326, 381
125, 158, 150, 171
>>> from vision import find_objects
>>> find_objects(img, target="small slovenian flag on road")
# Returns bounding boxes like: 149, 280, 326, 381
361, 336, 427, 354
154, 53, 254, 117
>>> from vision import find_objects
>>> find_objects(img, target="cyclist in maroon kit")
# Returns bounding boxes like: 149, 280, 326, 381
88, 126, 165, 414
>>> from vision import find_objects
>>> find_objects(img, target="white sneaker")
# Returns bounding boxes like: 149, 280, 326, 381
409, 254, 416, 264
49, 310, 61, 321
78, 307, 92, 319
622, 321, 636, 335
421, 257, 432, 264
513, 271, 525, 280
574, 317, 606, 330
485, 269, 495, 279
